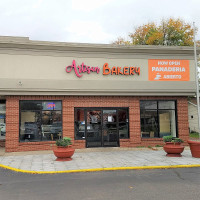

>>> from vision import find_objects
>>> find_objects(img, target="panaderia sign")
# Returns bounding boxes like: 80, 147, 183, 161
66, 60, 140, 78
148, 60, 190, 81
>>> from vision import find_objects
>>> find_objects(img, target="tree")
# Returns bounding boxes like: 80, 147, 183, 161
113, 18, 197, 46
129, 22, 163, 45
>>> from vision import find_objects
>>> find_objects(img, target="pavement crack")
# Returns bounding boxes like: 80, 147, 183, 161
173, 169, 185, 180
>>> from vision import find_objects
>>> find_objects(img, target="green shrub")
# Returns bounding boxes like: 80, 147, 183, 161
163, 136, 183, 143
190, 132, 199, 138
155, 145, 163, 147
163, 136, 173, 142
56, 137, 72, 147
172, 138, 184, 143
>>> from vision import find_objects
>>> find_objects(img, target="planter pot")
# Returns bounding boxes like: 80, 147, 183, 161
163, 143, 184, 157
53, 146, 75, 161
187, 140, 200, 158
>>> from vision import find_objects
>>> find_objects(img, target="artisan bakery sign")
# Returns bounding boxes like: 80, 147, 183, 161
103, 63, 140, 75
148, 59, 190, 81
66, 60, 140, 78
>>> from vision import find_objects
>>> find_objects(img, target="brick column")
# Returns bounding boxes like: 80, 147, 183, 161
5, 97, 19, 152
177, 97, 189, 143
63, 97, 85, 148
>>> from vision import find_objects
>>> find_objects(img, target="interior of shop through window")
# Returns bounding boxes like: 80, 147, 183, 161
0, 100, 6, 140
19, 101, 62, 142
140, 100, 177, 138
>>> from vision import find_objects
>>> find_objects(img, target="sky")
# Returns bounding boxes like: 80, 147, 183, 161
0, 0, 199, 44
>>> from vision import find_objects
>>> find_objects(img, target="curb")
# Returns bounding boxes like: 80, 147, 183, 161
1, 164, 200, 174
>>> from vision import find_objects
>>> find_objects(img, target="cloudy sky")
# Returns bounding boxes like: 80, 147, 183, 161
0, 0, 199, 44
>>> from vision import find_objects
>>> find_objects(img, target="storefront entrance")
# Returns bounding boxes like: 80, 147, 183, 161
86, 109, 119, 147
75, 107, 129, 148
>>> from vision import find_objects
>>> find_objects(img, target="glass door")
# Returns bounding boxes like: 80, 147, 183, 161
85, 109, 120, 148
86, 110, 102, 148
102, 110, 119, 147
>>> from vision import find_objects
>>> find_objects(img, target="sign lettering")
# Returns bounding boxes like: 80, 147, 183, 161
148, 59, 189, 81
103, 63, 140, 76
66, 60, 140, 78
66, 60, 100, 78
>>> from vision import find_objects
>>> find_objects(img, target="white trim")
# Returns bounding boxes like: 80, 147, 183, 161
188, 101, 197, 107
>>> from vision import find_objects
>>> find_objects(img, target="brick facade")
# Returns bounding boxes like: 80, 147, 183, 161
5, 95, 189, 152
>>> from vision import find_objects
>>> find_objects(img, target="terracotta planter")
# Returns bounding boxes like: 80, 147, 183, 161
163, 142, 184, 157
53, 146, 75, 161
188, 140, 200, 158
165, 142, 181, 145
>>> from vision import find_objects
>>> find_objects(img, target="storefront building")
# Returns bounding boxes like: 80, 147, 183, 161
0, 36, 198, 152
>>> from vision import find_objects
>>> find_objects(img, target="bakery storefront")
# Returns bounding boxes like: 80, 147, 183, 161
0, 36, 197, 152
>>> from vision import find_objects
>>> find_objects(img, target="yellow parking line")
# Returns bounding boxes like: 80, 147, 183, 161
0, 164, 200, 174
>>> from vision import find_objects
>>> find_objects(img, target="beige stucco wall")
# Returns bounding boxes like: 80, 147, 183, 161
0, 55, 147, 81
0, 36, 198, 96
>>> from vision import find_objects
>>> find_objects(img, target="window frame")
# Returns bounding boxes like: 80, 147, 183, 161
140, 100, 178, 138
19, 100, 62, 142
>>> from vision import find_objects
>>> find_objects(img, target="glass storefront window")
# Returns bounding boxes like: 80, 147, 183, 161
75, 109, 85, 139
159, 110, 176, 137
20, 100, 62, 142
42, 101, 62, 110
140, 100, 177, 138
158, 101, 175, 109
20, 111, 41, 141
118, 109, 129, 139
140, 110, 158, 138
140, 101, 157, 110
0, 100, 6, 139
42, 111, 62, 141
20, 101, 42, 110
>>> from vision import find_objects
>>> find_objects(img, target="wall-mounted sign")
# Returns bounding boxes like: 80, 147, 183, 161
103, 63, 140, 76
66, 60, 100, 78
66, 60, 140, 78
148, 60, 190, 81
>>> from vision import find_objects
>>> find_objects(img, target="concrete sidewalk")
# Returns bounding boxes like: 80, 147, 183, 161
0, 147, 200, 173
